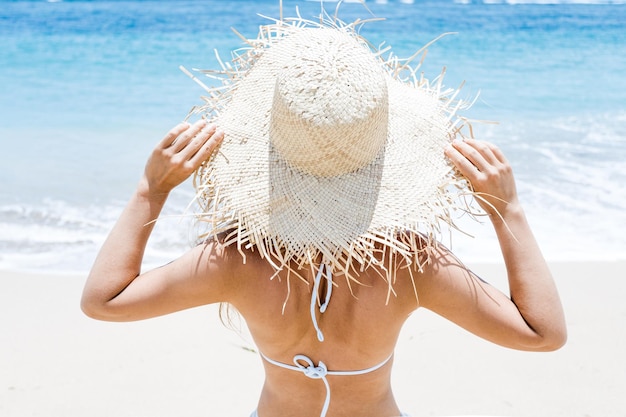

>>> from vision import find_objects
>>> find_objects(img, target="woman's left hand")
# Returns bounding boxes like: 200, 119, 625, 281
143, 119, 223, 196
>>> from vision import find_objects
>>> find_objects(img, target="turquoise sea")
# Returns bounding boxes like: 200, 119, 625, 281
1, 0, 625, 272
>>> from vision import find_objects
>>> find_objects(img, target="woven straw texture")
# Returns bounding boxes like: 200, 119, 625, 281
188, 14, 474, 283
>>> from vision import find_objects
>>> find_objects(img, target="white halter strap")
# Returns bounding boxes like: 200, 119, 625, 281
260, 352, 393, 417
311, 263, 332, 342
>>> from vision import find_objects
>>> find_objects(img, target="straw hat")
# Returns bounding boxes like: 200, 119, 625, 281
186, 13, 473, 284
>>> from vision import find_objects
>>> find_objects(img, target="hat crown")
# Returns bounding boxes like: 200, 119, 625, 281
269, 29, 388, 177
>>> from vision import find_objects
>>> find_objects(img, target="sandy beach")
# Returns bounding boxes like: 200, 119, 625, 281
1, 260, 624, 417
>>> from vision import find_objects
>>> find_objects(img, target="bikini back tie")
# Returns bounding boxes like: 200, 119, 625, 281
260, 352, 393, 417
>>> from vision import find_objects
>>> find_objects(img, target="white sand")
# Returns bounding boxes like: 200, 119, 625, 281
1, 261, 624, 416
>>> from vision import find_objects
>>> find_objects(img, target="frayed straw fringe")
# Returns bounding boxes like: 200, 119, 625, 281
184, 4, 485, 303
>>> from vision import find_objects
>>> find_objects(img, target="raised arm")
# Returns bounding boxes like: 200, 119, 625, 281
416, 139, 566, 351
81, 120, 225, 321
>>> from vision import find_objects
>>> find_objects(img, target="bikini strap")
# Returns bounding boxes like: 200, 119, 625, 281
310, 263, 332, 342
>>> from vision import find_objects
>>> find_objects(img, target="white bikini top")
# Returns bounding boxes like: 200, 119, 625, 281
260, 264, 393, 417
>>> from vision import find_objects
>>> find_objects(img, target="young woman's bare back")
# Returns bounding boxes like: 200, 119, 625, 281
223, 246, 417, 417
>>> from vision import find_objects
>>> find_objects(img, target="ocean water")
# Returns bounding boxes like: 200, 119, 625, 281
1, 0, 625, 273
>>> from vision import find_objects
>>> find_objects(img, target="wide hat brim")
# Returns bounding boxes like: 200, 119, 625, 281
190, 16, 473, 280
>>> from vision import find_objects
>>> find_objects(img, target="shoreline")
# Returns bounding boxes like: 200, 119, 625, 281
2, 257, 624, 279
2, 260, 625, 416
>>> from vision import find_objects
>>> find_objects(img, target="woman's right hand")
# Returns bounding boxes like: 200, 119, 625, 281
445, 138, 519, 219
429, 138, 567, 352
142, 119, 223, 197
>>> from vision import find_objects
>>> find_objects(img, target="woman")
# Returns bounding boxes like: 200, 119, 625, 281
81, 15, 566, 417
